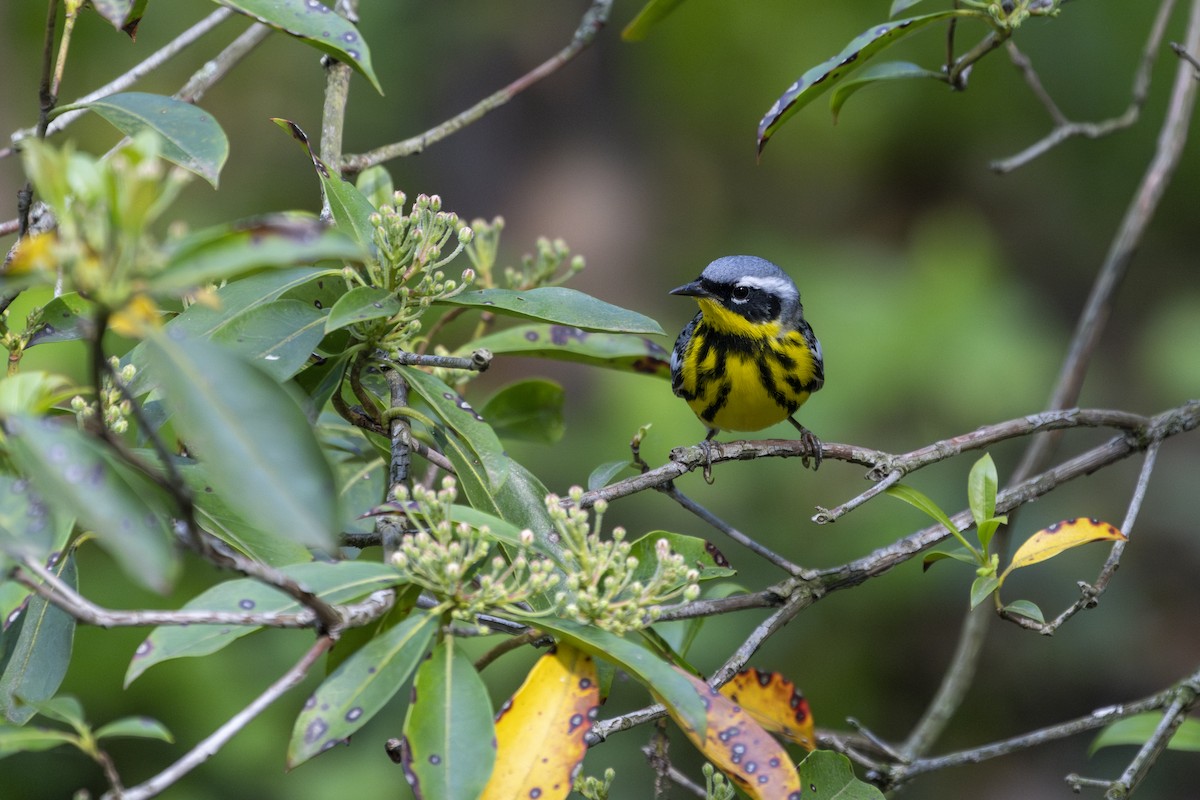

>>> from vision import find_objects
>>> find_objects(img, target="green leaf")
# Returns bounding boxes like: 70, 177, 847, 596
969, 574, 1000, 609
968, 453, 998, 529
442, 288, 663, 335
976, 515, 1007, 554
355, 165, 394, 210
179, 463, 313, 567
479, 379, 564, 444
757, 10, 976, 155
0, 373, 76, 417
627, 532, 735, 586
506, 614, 708, 739
921, 547, 978, 572
155, 216, 361, 294
0, 554, 76, 724
66, 93, 228, 187
26, 294, 94, 347
1091, 714, 1200, 756
399, 636, 496, 800
125, 561, 401, 685
797, 750, 887, 799
324, 286, 400, 333
218, 0, 382, 92
1002, 599, 1045, 624
3, 417, 176, 592
94, 716, 174, 743
274, 119, 378, 249
461, 324, 671, 378
891, 0, 931, 17
622, 0, 692, 41
829, 60, 944, 123
289, 609, 438, 767
401, 367, 509, 493
209, 299, 327, 381
26, 695, 85, 729
587, 460, 631, 491
885, 484, 971, 555
0, 726, 76, 759
146, 333, 339, 551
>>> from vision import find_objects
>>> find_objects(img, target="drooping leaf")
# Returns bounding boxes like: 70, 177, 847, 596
626, 531, 734, 586
0, 726, 76, 759
757, 10, 976, 155
0, 554, 76, 724
622, 0, 692, 41
399, 636, 496, 800
210, 299, 327, 381
274, 119, 379, 250
480, 379, 564, 444
24, 695, 85, 729
1091, 714, 1200, 755
480, 644, 599, 800
1003, 599, 1045, 624
506, 615, 707, 738
797, 750, 886, 799
672, 669, 802, 799
1002, 518, 1126, 579
890, 0, 931, 15
885, 484, 970, 553
969, 574, 1000, 609
461, 324, 671, 378
146, 332, 339, 551
64, 93, 228, 187
4, 416, 175, 591
288, 609, 437, 767
217, 0, 382, 92
94, 716, 174, 743
441, 288, 663, 335
125, 561, 401, 685
155, 215, 361, 294
921, 547, 978, 572
829, 60, 943, 123
718, 668, 815, 750
26, 294, 94, 347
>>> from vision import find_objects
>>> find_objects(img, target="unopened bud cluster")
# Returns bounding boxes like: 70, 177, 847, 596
388, 477, 557, 628
346, 192, 476, 350
549, 488, 700, 635
504, 237, 584, 290
72, 357, 136, 434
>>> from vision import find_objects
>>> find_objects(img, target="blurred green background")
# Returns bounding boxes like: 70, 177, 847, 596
1, 1, 1198, 798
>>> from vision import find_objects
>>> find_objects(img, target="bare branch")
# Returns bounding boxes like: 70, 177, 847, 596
339, 0, 613, 175
662, 484, 802, 574
107, 635, 336, 800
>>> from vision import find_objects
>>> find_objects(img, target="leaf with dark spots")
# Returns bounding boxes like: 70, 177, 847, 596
440, 287, 664, 334
216, 0, 382, 93
757, 10, 977, 155
461, 324, 671, 379
1000, 518, 1126, 582
26, 294, 94, 348
797, 750, 886, 798
719, 668, 815, 750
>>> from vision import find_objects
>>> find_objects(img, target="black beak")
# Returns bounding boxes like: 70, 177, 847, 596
669, 279, 712, 299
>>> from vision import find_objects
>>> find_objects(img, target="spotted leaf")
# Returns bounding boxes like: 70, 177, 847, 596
125, 562, 401, 686
288, 609, 438, 768
1001, 518, 1126, 580
797, 750, 886, 798
458, 324, 671, 379
324, 286, 401, 333
218, 0, 382, 93
757, 10, 978, 155
829, 61, 943, 123
400, 636, 496, 800
480, 644, 599, 800
672, 669, 802, 799
718, 668, 815, 750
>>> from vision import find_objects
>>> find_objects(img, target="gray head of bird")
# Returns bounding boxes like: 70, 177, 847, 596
669, 255, 803, 326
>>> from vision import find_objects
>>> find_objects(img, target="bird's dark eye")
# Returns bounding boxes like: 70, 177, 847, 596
731, 285, 750, 302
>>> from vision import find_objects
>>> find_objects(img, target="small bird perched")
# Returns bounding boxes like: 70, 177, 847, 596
670, 255, 824, 468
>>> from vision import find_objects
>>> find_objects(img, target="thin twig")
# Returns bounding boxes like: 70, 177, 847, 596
662, 484, 802, 574
992, 0, 1176, 172
1105, 679, 1199, 798
339, 0, 613, 175
107, 635, 336, 800
176, 21, 272, 105
386, 349, 493, 372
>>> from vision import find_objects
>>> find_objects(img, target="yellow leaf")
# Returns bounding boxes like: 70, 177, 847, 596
480, 644, 598, 800
719, 668, 815, 751
1005, 518, 1126, 577
670, 668, 802, 800
7, 232, 57, 275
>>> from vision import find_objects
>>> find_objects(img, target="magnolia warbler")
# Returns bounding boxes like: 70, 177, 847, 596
670, 255, 824, 467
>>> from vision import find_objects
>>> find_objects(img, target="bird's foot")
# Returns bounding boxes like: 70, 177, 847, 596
788, 417, 822, 470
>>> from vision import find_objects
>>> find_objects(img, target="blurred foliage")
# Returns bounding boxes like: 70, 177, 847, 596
0, 1, 1197, 799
